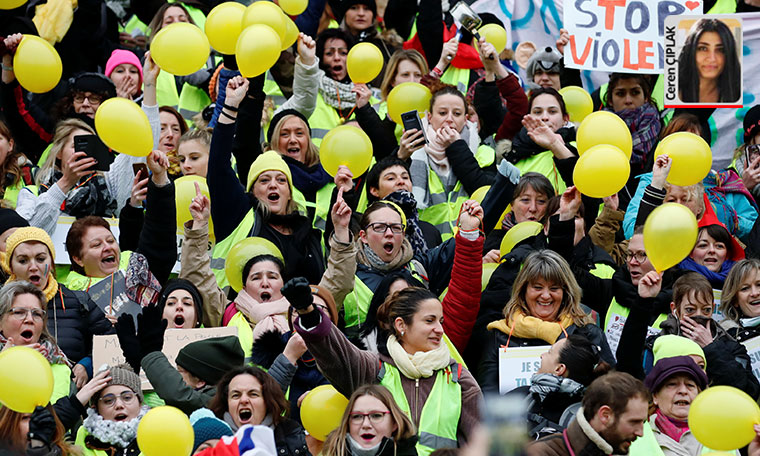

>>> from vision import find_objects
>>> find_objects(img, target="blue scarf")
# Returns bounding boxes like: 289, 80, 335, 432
678, 257, 736, 288
283, 156, 332, 194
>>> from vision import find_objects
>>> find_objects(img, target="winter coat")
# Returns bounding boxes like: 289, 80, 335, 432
525, 413, 614, 456
510, 374, 586, 439
140, 351, 217, 415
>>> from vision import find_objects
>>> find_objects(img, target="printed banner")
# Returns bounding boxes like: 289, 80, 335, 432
741, 335, 760, 383
563, 0, 703, 73
498, 345, 547, 394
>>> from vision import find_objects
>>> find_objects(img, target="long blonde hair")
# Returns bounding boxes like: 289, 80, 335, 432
720, 258, 760, 322
321, 385, 416, 456
36, 119, 96, 187
504, 250, 592, 327
267, 115, 320, 167
379, 49, 429, 101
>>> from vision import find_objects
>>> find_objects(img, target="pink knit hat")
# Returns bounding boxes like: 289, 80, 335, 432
105, 49, 143, 84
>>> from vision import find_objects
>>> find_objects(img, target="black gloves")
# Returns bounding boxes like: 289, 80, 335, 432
115, 314, 141, 374
281, 277, 314, 311
138, 305, 167, 357
28, 405, 55, 446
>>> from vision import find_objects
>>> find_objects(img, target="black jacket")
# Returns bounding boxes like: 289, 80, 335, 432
47, 285, 115, 364
274, 419, 311, 456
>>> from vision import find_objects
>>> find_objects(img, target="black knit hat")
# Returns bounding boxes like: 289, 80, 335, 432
341, 0, 377, 17
70, 72, 117, 99
158, 279, 204, 328
266, 109, 312, 143
175, 336, 244, 385
0, 208, 29, 238
744, 105, 760, 144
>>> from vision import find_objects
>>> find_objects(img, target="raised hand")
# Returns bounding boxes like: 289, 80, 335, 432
147, 150, 169, 186
459, 200, 484, 231
59, 151, 96, 193
637, 270, 662, 299
75, 369, 113, 407
330, 188, 352, 243
437, 125, 460, 149
224, 76, 249, 109
282, 277, 314, 312
129, 172, 149, 208
189, 181, 211, 228
651, 154, 672, 190
523, 115, 561, 150
297, 33, 317, 66
334, 165, 354, 193
398, 128, 425, 160
352, 83, 371, 109
559, 186, 581, 221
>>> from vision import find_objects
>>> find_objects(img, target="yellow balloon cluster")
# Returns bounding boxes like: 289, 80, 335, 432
301, 385, 349, 441
573, 144, 630, 198
151, 22, 210, 76
279, 0, 307, 15
0, 0, 27, 8
320, 125, 373, 177
137, 406, 194, 456
0, 346, 53, 413
225, 237, 284, 292
94, 98, 153, 157
689, 386, 760, 451
500, 221, 542, 257
559, 86, 593, 123
387, 82, 432, 124
576, 111, 632, 158
654, 132, 712, 187
205, 2, 246, 54
13, 35, 62, 93
281, 16, 299, 50
643, 203, 698, 272
347, 42, 384, 83
242, 1, 286, 42
236, 24, 282, 77
478, 23, 507, 53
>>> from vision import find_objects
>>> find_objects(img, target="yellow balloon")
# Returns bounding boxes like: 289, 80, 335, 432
137, 406, 194, 456
387, 82, 432, 124
175, 175, 215, 242
94, 98, 153, 157
236, 24, 282, 77
347, 42, 384, 84
482, 262, 499, 291
689, 386, 760, 451
279, 0, 307, 15
478, 23, 507, 52
0, 0, 27, 8
470, 186, 490, 204
0, 346, 53, 413
643, 203, 698, 272
576, 111, 632, 158
654, 132, 712, 187
225, 237, 284, 292
242, 1, 286, 42
320, 125, 373, 177
500, 221, 542, 257
13, 35, 62, 93
151, 22, 210, 76
559, 86, 593, 123
301, 385, 348, 441
281, 15, 299, 50
573, 144, 630, 198
205, 2, 246, 54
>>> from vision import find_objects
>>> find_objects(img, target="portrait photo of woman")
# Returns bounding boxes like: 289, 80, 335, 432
678, 18, 742, 104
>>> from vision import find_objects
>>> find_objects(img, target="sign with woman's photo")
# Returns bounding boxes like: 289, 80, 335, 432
663, 15, 743, 108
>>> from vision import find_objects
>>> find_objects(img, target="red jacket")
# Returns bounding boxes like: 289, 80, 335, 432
442, 232, 484, 353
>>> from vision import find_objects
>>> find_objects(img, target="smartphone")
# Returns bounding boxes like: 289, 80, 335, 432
400, 110, 429, 144
74, 135, 113, 172
746, 144, 760, 168
132, 163, 148, 180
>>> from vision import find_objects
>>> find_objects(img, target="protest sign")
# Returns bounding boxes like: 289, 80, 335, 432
498, 345, 548, 394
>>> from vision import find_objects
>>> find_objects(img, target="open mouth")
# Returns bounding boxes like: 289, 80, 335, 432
113, 413, 128, 422
750, 299, 760, 307
383, 242, 394, 254
286, 147, 300, 156
102, 255, 117, 267
162, 141, 175, 150
28, 274, 41, 286
360, 433, 375, 442
674, 400, 690, 407
267, 192, 280, 202
20, 330, 33, 341
174, 315, 185, 327
260, 292, 272, 302
332, 65, 344, 76
238, 408, 252, 424
536, 301, 554, 307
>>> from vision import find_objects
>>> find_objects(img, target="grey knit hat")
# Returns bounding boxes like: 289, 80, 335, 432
92, 364, 143, 405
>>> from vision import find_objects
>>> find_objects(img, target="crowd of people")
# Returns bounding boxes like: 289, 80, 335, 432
4, 0, 760, 455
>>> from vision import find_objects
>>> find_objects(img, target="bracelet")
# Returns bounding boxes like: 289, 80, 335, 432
219, 110, 237, 121
222, 103, 239, 112
1, 64, 12, 71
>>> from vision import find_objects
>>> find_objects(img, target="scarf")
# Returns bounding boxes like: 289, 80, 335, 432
741, 315, 760, 328
40, 168, 117, 218
487, 309, 574, 344
283, 156, 332, 195
124, 253, 162, 307
576, 407, 614, 455
528, 373, 585, 403
424, 123, 451, 176
707, 168, 758, 210
386, 333, 451, 379
677, 257, 735, 288
234, 290, 290, 341
83, 405, 149, 448
501, 211, 518, 231
356, 238, 415, 272
608, 103, 661, 167
318, 74, 356, 111
346, 435, 384, 456
32, 0, 77, 44
654, 409, 690, 443
507, 124, 576, 164
6, 273, 58, 302
0, 333, 71, 367
383, 190, 429, 256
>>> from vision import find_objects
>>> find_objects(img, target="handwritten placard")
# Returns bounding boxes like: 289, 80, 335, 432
563, 0, 703, 73
93, 326, 238, 390
498, 345, 548, 394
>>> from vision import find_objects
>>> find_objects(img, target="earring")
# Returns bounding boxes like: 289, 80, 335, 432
401, 331, 405, 337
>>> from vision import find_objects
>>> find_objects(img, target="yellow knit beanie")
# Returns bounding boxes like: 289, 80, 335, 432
246, 151, 293, 193
2, 227, 56, 274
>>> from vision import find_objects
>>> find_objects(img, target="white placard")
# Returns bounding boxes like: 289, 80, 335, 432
498, 345, 548, 394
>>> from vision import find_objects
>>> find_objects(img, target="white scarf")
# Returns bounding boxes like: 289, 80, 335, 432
83, 405, 149, 448
386, 334, 451, 379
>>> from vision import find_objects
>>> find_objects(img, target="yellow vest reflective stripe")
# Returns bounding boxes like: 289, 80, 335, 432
379, 362, 462, 456
156, 70, 212, 123
75, 427, 107, 456
228, 311, 253, 361
120, 14, 149, 35
628, 421, 717, 455
62, 252, 132, 290
604, 297, 668, 357
440, 66, 470, 94
210, 209, 256, 290
51, 362, 72, 404
292, 183, 334, 232
343, 276, 374, 328
264, 71, 287, 107
515, 150, 567, 195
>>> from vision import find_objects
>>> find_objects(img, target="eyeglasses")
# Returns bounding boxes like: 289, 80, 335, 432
7, 307, 45, 322
349, 411, 391, 424
98, 391, 136, 407
626, 251, 648, 263
365, 222, 405, 234
73, 93, 104, 104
